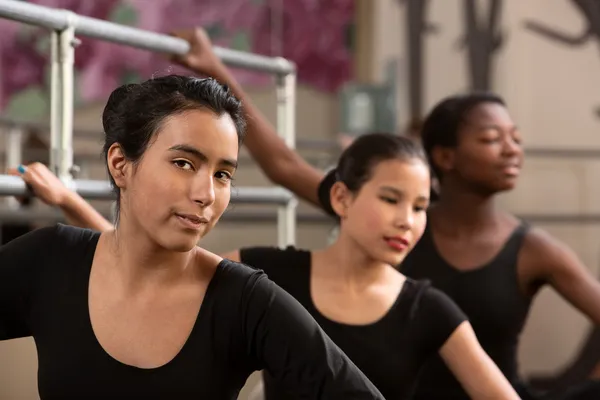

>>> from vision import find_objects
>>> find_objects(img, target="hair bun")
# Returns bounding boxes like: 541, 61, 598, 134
318, 168, 339, 218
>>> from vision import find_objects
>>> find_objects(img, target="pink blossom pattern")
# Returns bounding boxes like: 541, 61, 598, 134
0, 0, 355, 110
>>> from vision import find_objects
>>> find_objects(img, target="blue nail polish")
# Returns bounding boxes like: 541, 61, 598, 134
17, 165, 26, 174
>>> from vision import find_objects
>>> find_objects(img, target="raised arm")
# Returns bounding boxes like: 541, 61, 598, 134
170, 28, 325, 207
12, 163, 113, 232
243, 272, 384, 399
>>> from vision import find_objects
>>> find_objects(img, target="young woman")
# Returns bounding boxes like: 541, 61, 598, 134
164, 28, 600, 399
21, 133, 521, 399
0, 75, 386, 399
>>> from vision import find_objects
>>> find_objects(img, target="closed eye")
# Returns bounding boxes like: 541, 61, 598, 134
380, 196, 398, 205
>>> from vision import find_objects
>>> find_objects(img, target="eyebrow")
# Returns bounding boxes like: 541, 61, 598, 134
475, 123, 519, 132
168, 144, 238, 169
381, 186, 429, 202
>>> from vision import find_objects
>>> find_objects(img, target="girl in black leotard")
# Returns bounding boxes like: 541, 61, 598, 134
0, 75, 385, 399
161, 28, 600, 400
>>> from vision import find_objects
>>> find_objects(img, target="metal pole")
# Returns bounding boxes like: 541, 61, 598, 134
50, 12, 78, 184
0, 174, 293, 204
4, 126, 22, 210
0, 0, 295, 75
49, 30, 60, 177
276, 71, 297, 247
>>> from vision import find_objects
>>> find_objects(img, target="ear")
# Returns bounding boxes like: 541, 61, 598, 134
106, 143, 130, 189
431, 146, 456, 175
330, 181, 354, 220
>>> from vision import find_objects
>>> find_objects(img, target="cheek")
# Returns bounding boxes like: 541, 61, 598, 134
351, 200, 388, 232
212, 185, 231, 214
412, 212, 427, 242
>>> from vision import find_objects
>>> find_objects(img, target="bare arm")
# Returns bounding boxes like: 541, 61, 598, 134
14, 163, 113, 232
440, 322, 521, 400
524, 228, 600, 324
58, 191, 114, 232
170, 28, 325, 207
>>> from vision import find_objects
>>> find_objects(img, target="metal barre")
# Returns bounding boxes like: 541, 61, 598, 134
0, 0, 298, 246
0, 0, 295, 75
0, 174, 293, 205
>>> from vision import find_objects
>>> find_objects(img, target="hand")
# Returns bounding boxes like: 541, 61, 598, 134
10, 162, 71, 207
170, 28, 223, 77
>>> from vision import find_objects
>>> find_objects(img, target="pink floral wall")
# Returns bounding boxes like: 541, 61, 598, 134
0, 0, 355, 116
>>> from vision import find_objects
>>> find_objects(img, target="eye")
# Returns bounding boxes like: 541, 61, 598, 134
414, 205, 428, 212
215, 171, 233, 182
173, 159, 194, 171
380, 196, 398, 205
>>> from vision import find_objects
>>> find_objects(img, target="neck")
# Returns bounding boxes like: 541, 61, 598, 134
107, 218, 194, 292
434, 177, 499, 231
318, 230, 391, 290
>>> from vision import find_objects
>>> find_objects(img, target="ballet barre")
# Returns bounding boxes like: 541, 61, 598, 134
0, 0, 297, 247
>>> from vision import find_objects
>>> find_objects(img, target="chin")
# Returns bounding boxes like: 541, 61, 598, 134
155, 231, 202, 253
496, 180, 518, 192
371, 250, 406, 267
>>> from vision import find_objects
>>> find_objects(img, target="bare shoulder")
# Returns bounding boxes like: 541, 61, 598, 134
522, 226, 573, 259
193, 247, 224, 281
520, 224, 582, 281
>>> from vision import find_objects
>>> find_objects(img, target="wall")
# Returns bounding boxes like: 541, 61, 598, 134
374, 0, 600, 377
0, 82, 339, 399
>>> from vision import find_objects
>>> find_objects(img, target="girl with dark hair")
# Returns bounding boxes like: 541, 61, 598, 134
164, 28, 600, 400
0, 75, 386, 399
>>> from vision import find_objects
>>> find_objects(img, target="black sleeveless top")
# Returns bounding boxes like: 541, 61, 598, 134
240, 246, 468, 400
401, 222, 532, 399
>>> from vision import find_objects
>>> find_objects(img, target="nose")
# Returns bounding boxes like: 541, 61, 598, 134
190, 171, 216, 207
395, 205, 415, 231
501, 135, 521, 157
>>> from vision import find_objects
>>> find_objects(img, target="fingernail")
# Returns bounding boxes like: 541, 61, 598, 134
17, 165, 26, 174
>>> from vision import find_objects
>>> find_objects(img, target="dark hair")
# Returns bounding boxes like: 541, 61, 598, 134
318, 133, 427, 216
421, 92, 505, 179
101, 75, 245, 221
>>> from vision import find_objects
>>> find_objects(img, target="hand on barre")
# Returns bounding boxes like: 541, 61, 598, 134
8, 162, 113, 232
170, 28, 223, 78
8, 162, 70, 207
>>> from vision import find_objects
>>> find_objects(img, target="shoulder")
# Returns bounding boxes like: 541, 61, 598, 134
239, 246, 311, 271
523, 226, 571, 257
54, 223, 101, 246
405, 279, 468, 350
411, 280, 466, 319
0, 223, 94, 255
215, 259, 284, 309
521, 225, 581, 279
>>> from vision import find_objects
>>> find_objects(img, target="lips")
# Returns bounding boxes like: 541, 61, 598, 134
174, 213, 209, 229
384, 236, 409, 252
500, 164, 520, 176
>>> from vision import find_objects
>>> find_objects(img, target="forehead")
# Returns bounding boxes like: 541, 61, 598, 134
463, 102, 513, 127
151, 109, 239, 156
367, 159, 430, 190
